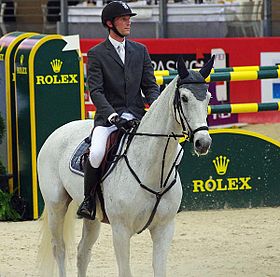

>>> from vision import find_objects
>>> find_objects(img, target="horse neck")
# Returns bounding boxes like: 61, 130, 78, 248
127, 78, 182, 188
139, 79, 181, 135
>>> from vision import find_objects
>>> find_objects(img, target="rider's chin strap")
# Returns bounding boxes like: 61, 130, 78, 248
111, 22, 125, 38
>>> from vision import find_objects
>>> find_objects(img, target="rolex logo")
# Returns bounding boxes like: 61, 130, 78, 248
213, 155, 230, 175
50, 59, 63, 73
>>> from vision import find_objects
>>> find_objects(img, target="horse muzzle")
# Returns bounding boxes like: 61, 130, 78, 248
193, 131, 212, 155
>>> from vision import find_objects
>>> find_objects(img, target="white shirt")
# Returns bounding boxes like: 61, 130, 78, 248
109, 35, 125, 64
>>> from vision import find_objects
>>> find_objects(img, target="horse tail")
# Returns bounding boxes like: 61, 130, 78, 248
37, 202, 77, 277
37, 208, 57, 277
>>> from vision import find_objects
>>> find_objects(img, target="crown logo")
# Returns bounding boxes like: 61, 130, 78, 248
20, 54, 24, 65
50, 59, 63, 73
213, 155, 230, 175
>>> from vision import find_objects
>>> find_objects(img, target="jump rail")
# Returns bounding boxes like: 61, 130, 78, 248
208, 102, 280, 114
154, 65, 280, 76
156, 69, 280, 85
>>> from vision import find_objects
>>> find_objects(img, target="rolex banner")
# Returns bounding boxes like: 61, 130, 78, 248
179, 129, 280, 210
15, 34, 84, 219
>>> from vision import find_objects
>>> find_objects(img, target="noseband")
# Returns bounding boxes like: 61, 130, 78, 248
173, 78, 209, 142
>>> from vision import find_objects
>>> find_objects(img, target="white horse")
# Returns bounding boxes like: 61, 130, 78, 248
37, 57, 213, 277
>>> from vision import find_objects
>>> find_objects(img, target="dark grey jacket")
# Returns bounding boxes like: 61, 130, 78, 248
87, 38, 160, 127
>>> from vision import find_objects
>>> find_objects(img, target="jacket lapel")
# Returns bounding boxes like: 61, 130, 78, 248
125, 40, 133, 69
105, 39, 124, 68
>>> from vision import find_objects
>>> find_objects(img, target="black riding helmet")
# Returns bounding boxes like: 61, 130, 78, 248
101, 1, 137, 28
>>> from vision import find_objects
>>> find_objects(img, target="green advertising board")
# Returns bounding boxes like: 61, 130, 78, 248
0, 32, 36, 192
15, 34, 85, 219
179, 129, 280, 210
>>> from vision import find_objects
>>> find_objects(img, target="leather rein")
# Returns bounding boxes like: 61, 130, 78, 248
108, 79, 209, 234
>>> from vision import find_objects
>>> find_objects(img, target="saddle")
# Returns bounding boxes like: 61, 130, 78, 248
70, 130, 124, 177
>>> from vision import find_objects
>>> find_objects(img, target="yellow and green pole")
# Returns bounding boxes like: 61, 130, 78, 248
156, 69, 280, 85
154, 64, 280, 77
208, 102, 280, 114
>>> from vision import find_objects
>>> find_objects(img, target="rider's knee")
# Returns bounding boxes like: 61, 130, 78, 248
88, 148, 104, 168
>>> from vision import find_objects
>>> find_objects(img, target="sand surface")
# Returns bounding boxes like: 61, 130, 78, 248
0, 123, 279, 277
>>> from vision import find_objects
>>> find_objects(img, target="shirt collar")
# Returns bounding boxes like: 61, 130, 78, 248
109, 35, 125, 50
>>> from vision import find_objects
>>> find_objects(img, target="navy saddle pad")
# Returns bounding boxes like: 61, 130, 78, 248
69, 138, 90, 176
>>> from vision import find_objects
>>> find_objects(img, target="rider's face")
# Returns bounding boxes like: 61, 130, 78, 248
111, 15, 131, 38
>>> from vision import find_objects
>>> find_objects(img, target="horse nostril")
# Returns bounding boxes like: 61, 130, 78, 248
194, 137, 212, 154
195, 140, 201, 149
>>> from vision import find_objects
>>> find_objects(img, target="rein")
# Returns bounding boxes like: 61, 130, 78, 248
120, 126, 186, 234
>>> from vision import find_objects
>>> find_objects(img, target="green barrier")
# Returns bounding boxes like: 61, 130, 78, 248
0, 32, 36, 192
15, 34, 85, 219
179, 129, 280, 210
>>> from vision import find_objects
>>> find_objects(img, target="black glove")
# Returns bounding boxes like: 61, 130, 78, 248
110, 115, 131, 130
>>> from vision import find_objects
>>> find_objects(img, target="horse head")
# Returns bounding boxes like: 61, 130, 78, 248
174, 56, 214, 155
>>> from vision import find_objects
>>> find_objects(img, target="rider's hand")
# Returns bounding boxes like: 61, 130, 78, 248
110, 115, 131, 130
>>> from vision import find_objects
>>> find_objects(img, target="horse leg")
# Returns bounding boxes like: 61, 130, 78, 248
47, 198, 71, 277
111, 225, 132, 277
77, 219, 101, 277
150, 220, 175, 277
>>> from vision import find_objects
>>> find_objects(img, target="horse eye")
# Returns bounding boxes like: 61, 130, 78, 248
181, 95, 188, 103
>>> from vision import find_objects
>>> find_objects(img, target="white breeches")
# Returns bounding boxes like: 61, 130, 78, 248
89, 113, 136, 168
88, 125, 117, 168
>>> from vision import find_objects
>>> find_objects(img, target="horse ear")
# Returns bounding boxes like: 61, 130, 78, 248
177, 57, 189, 79
199, 55, 215, 79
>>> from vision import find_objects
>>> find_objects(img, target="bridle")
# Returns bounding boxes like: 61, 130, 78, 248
118, 78, 209, 142
173, 77, 209, 143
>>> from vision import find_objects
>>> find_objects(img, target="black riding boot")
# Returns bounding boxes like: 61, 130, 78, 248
77, 159, 100, 220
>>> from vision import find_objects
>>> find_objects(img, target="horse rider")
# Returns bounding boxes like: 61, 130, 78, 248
77, 1, 160, 220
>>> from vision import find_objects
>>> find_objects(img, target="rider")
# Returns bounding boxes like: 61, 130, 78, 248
77, 1, 160, 220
